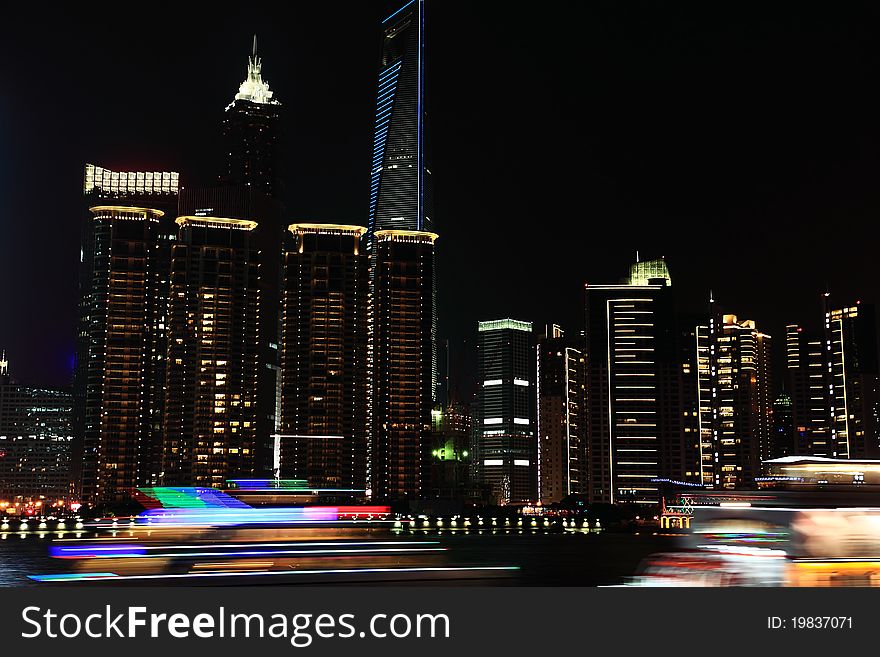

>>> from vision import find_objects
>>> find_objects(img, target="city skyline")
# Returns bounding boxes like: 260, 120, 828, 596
4, 1, 880, 399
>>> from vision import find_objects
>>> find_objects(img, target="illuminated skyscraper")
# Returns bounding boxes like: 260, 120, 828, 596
584, 258, 683, 506
368, 0, 430, 236
279, 224, 368, 492
370, 230, 436, 501
162, 197, 262, 488
824, 300, 880, 459
537, 326, 585, 504
222, 36, 282, 199
475, 319, 537, 505
75, 164, 179, 504
367, 0, 437, 425
696, 310, 773, 488
784, 322, 831, 456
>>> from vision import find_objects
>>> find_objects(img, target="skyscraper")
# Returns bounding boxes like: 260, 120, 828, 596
824, 300, 880, 459
368, 0, 430, 236
75, 165, 179, 504
370, 229, 436, 502
162, 204, 261, 488
222, 37, 282, 200
537, 326, 586, 504
696, 311, 773, 488
475, 319, 537, 505
784, 322, 831, 456
584, 258, 681, 506
279, 224, 368, 492
367, 0, 437, 425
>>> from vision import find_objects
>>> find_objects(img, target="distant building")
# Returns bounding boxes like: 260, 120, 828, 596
784, 323, 832, 456
222, 37, 282, 200
475, 318, 537, 505
279, 224, 368, 493
824, 300, 880, 459
773, 391, 794, 458
369, 230, 437, 501
536, 326, 586, 504
584, 258, 681, 506
0, 359, 73, 502
430, 401, 473, 499
697, 310, 773, 488
76, 165, 179, 504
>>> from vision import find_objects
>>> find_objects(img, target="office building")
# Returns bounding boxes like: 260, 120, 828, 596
279, 224, 368, 492
369, 229, 436, 501
784, 323, 832, 456
584, 258, 683, 506
222, 37, 282, 199
368, 0, 430, 236
475, 318, 536, 505
537, 326, 585, 504
824, 300, 880, 459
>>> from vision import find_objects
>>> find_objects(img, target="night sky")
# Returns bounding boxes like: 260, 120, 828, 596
2, 1, 880, 393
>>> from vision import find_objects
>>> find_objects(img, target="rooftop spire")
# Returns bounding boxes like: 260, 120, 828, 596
227, 35, 280, 108
0, 350, 7, 377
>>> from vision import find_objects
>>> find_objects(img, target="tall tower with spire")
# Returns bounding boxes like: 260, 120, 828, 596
221, 36, 282, 200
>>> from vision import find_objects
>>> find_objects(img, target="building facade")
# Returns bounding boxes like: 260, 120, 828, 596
784, 322, 832, 456
537, 327, 586, 504
475, 319, 537, 505
697, 311, 773, 489
162, 214, 261, 488
0, 362, 73, 502
368, 0, 430, 236
369, 230, 436, 501
279, 224, 368, 492
75, 165, 178, 505
824, 300, 880, 459
584, 258, 683, 506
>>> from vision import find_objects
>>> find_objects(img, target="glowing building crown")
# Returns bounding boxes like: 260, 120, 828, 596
230, 35, 280, 107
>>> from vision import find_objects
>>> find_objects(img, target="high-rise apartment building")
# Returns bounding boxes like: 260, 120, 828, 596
475, 319, 537, 505
537, 326, 585, 504
279, 224, 368, 492
369, 229, 436, 501
696, 311, 773, 488
75, 165, 179, 504
162, 204, 261, 488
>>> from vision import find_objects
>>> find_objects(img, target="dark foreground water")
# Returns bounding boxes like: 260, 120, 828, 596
0, 528, 678, 587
